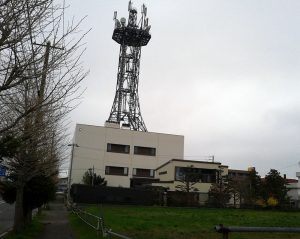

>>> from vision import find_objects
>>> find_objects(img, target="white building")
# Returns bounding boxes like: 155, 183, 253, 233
153, 159, 228, 192
70, 123, 184, 188
287, 172, 300, 208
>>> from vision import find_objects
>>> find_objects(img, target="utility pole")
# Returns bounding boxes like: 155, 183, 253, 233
34, 41, 64, 101
34, 41, 64, 125
92, 165, 94, 187
39, 41, 50, 103
88, 165, 95, 186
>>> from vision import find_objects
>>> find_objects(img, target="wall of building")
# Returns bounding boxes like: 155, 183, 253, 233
287, 172, 300, 208
70, 124, 184, 188
154, 159, 228, 193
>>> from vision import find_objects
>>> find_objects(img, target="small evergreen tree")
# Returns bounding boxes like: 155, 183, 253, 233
208, 183, 231, 207
261, 169, 288, 207
242, 169, 262, 206
82, 169, 107, 186
207, 167, 230, 207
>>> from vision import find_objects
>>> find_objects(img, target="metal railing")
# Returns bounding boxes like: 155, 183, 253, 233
72, 207, 105, 234
215, 224, 300, 239
71, 205, 132, 239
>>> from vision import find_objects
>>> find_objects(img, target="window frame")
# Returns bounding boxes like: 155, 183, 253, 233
174, 167, 217, 183
132, 168, 155, 178
134, 146, 156, 156
107, 143, 130, 154
105, 166, 129, 176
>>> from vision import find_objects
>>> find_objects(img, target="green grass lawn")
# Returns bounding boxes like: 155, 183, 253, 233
69, 205, 300, 239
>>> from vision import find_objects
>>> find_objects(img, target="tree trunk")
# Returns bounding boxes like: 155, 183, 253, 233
38, 206, 42, 215
233, 193, 236, 207
13, 185, 25, 232
24, 207, 32, 224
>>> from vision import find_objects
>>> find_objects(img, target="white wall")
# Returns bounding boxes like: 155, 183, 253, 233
154, 159, 228, 192
69, 124, 184, 188
287, 172, 300, 208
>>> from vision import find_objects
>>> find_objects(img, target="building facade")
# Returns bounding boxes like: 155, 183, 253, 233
57, 177, 68, 193
228, 169, 251, 180
287, 172, 300, 208
70, 124, 184, 188
153, 159, 228, 192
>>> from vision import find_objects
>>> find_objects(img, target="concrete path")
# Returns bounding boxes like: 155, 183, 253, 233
0, 199, 14, 237
40, 195, 74, 239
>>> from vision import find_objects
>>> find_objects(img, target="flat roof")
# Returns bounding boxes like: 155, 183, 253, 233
156, 158, 228, 171
228, 169, 250, 173
76, 123, 184, 137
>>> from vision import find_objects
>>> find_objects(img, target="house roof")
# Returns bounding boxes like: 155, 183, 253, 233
286, 179, 298, 184
155, 158, 228, 171
228, 169, 250, 174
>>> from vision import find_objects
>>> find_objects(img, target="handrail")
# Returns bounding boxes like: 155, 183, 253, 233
215, 224, 300, 239
71, 204, 132, 239
72, 207, 102, 231
106, 230, 133, 239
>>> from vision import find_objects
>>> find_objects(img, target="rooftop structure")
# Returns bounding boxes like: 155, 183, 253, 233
106, 1, 151, 131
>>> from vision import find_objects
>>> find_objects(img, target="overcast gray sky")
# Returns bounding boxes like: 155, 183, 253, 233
66, 0, 300, 178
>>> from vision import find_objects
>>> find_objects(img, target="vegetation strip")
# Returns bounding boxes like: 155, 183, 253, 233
69, 205, 300, 239
71, 205, 132, 239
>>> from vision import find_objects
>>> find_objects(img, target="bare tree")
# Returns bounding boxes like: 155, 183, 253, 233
175, 166, 200, 193
0, 0, 89, 231
0, 0, 88, 134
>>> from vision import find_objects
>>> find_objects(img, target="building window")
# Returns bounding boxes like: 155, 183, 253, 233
132, 168, 154, 178
175, 167, 216, 183
134, 146, 156, 156
107, 143, 130, 154
175, 167, 188, 181
201, 169, 217, 183
105, 166, 128, 176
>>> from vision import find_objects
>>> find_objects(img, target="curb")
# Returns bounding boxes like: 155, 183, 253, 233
0, 228, 12, 238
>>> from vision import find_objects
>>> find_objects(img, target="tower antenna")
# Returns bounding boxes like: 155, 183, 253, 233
107, 1, 151, 131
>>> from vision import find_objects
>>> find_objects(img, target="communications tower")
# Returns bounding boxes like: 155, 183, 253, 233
106, 1, 151, 132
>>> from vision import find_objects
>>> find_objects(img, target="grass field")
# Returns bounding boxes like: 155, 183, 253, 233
69, 205, 300, 239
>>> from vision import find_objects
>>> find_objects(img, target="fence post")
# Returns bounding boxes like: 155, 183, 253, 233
97, 218, 100, 236
216, 224, 230, 239
222, 231, 229, 239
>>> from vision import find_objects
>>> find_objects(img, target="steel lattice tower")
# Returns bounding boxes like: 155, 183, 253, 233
106, 1, 151, 132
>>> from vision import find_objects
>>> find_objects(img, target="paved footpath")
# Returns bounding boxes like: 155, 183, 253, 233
0, 199, 14, 236
40, 196, 74, 239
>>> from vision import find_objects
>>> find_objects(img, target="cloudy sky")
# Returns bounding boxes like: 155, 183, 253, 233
65, 0, 300, 178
